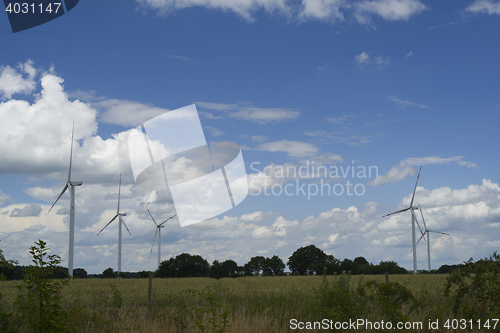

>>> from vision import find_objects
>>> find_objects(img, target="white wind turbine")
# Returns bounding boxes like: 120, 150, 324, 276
382, 166, 422, 274
146, 205, 176, 267
96, 174, 131, 274
415, 205, 450, 272
47, 123, 82, 277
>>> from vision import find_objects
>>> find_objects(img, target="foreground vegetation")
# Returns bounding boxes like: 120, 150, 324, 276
1, 241, 499, 332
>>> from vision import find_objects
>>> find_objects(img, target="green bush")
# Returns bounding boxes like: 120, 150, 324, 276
14, 240, 75, 333
365, 280, 414, 322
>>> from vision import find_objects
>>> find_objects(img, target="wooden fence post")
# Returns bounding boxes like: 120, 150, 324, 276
385, 271, 389, 284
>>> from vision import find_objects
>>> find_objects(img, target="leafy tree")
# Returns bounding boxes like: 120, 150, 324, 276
287, 245, 332, 275
138, 270, 150, 278
265, 255, 285, 276
73, 268, 87, 279
209, 260, 225, 279
220, 260, 239, 278
156, 253, 210, 278
15, 240, 73, 332
372, 261, 406, 275
340, 259, 355, 273
244, 256, 266, 276
118, 271, 127, 278
103, 267, 116, 278
0, 241, 17, 281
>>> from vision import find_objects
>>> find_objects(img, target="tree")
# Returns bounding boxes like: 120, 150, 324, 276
73, 268, 87, 279
265, 255, 285, 276
209, 260, 225, 279
138, 270, 150, 278
244, 256, 266, 276
0, 241, 17, 281
340, 259, 355, 273
103, 267, 116, 278
156, 253, 210, 278
221, 260, 239, 278
287, 245, 331, 275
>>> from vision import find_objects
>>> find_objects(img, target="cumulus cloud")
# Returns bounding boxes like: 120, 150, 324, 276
257, 140, 319, 157
369, 156, 478, 186
355, 0, 428, 25
465, 0, 500, 14
0, 190, 11, 206
299, 0, 345, 22
355, 51, 371, 66
9, 203, 42, 217
0, 59, 37, 100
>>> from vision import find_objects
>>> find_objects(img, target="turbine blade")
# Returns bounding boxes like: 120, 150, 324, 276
419, 204, 428, 231
117, 173, 121, 214
415, 232, 426, 246
429, 230, 449, 235
47, 183, 69, 214
382, 207, 410, 218
145, 205, 158, 226
120, 216, 132, 236
96, 214, 118, 236
150, 228, 158, 259
409, 166, 422, 208
412, 209, 426, 239
68, 122, 74, 183
159, 214, 177, 227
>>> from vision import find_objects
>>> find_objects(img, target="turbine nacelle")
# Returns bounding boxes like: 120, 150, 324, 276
119, 212, 127, 216
70, 181, 83, 186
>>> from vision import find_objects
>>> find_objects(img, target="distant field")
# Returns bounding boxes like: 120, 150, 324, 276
0, 274, 495, 332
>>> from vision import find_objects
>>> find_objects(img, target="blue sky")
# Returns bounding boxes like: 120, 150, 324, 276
0, 0, 499, 274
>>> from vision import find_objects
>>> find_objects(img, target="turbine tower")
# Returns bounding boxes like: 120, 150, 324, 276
146, 205, 176, 267
96, 174, 131, 273
415, 205, 450, 272
47, 123, 82, 277
382, 166, 422, 274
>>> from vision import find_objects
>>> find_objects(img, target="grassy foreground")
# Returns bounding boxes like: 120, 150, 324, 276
0, 274, 497, 332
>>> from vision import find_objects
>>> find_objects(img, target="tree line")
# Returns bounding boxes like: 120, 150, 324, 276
1, 243, 461, 280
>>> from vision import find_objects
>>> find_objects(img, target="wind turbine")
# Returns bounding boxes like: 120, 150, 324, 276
96, 174, 131, 274
47, 123, 82, 277
415, 205, 450, 272
382, 166, 422, 274
146, 205, 176, 267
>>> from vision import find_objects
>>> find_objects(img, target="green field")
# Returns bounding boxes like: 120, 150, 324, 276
2, 273, 498, 332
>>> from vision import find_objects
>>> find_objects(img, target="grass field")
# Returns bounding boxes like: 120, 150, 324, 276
0, 274, 498, 332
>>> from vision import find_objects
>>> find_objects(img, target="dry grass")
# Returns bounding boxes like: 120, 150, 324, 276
0, 274, 489, 332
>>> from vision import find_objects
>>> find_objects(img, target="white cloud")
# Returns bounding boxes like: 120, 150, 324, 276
0, 60, 37, 100
355, 52, 390, 69
204, 126, 225, 136
257, 140, 319, 157
197, 102, 300, 124
251, 135, 268, 143
240, 211, 277, 222
304, 129, 375, 146
369, 156, 478, 186
388, 95, 428, 108
355, 0, 428, 24
465, 0, 500, 14
0, 190, 11, 206
9, 203, 42, 217
97, 99, 169, 127
167, 54, 192, 61
136, 0, 290, 22
299, 0, 345, 22
137, 0, 427, 23
355, 51, 371, 65
405, 51, 413, 58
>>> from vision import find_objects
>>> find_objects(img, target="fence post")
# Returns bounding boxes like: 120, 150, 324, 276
385, 271, 389, 284
148, 271, 153, 318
